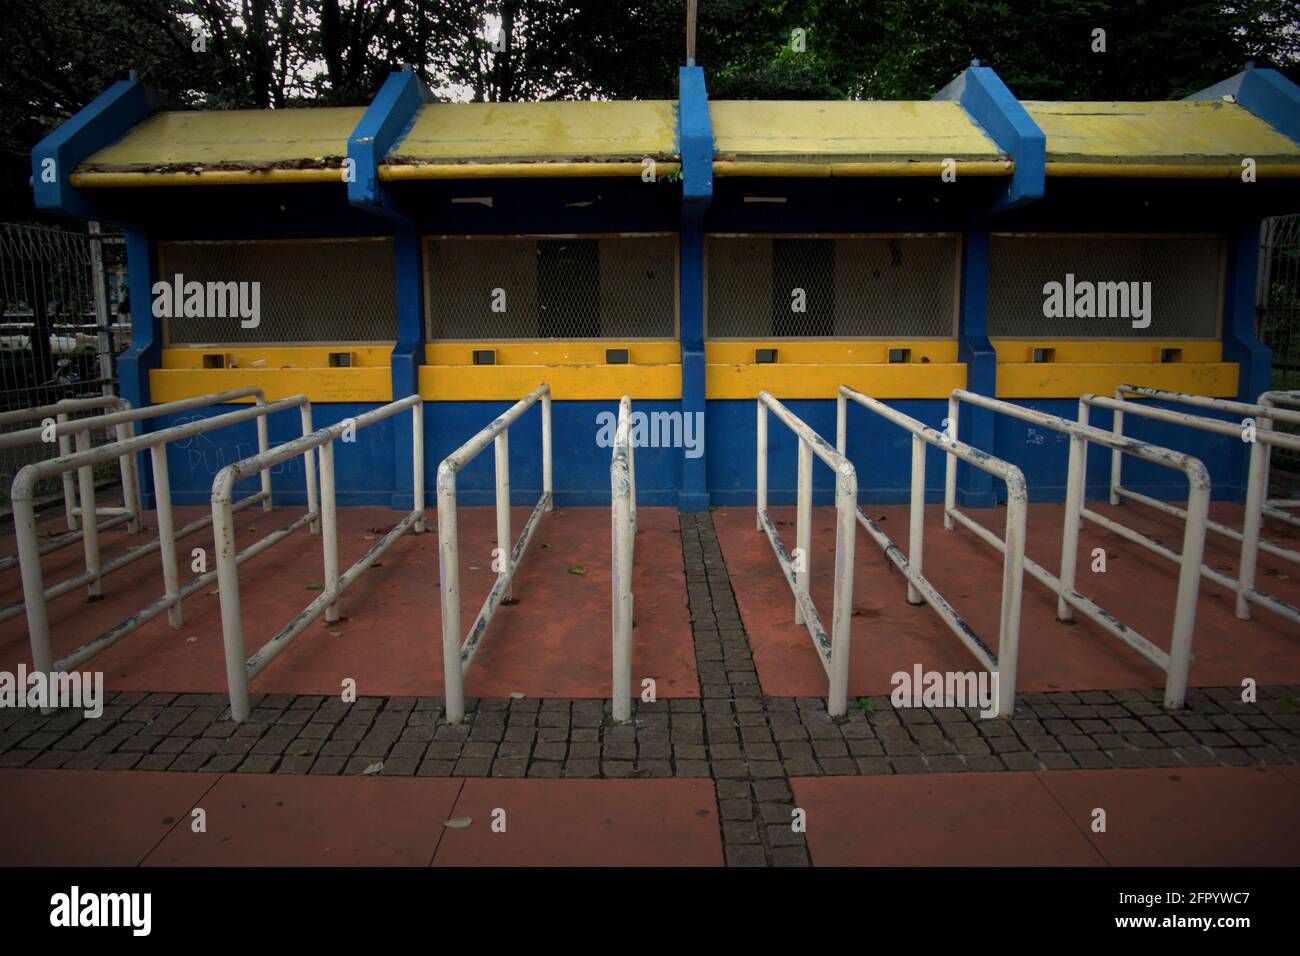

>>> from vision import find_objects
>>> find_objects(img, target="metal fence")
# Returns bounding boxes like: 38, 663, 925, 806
426, 236, 677, 340
1259, 215, 1300, 482
708, 235, 959, 338
0, 222, 127, 505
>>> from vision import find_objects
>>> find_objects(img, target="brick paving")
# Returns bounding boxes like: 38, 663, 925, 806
1, 513, 1298, 867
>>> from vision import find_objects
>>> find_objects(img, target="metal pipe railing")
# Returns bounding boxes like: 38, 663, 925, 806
756, 391, 857, 718
838, 386, 1026, 718
215, 394, 423, 722
11, 395, 316, 706
0, 395, 137, 565
1, 387, 279, 623
438, 385, 553, 724
611, 396, 637, 722
1098, 385, 1300, 624
947, 389, 1211, 711
1260, 389, 1300, 519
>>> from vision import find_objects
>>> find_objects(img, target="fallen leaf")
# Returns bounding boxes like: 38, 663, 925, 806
443, 817, 472, 829
362, 761, 383, 775
186, 636, 198, 643
328, 630, 343, 637
207, 589, 219, 596
569, 565, 586, 575
510, 692, 526, 699
306, 583, 324, 591
248, 523, 257, 533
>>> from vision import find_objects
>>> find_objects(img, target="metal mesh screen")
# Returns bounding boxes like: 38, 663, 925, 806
425, 236, 677, 340
160, 238, 397, 345
987, 235, 1223, 338
705, 235, 959, 338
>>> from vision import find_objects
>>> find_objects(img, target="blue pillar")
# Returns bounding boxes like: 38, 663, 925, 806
936, 63, 1045, 504
956, 224, 998, 507
678, 65, 713, 512
347, 69, 430, 509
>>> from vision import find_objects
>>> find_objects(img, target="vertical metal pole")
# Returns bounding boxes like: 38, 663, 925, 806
1076, 399, 1091, 511
628, 411, 637, 538
828, 467, 857, 718
1056, 434, 1086, 621
412, 401, 425, 533
907, 434, 925, 605
1109, 389, 1125, 505
213, 487, 250, 722
151, 445, 183, 627
997, 484, 1028, 717
835, 390, 847, 456
300, 403, 319, 533
320, 441, 340, 624
88, 223, 115, 395
1166, 481, 1209, 710
612, 459, 634, 722
116, 421, 141, 533
255, 394, 273, 512
756, 400, 767, 530
438, 468, 465, 723
944, 395, 959, 531
1236, 432, 1268, 619
795, 437, 812, 625
57, 412, 78, 531
14, 495, 55, 713
541, 390, 553, 510
495, 429, 511, 601
74, 430, 102, 598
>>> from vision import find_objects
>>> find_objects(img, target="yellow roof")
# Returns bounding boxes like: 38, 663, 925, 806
1026, 100, 1300, 169
77, 108, 363, 174
386, 101, 678, 166
710, 100, 1010, 174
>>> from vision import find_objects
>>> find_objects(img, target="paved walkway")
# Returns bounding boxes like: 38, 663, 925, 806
1, 512, 1297, 866
2, 765, 1295, 866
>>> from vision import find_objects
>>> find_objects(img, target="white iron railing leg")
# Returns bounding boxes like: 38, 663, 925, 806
943, 395, 959, 530
74, 430, 103, 598
150, 445, 183, 627
756, 401, 768, 531
542, 391, 553, 510
907, 434, 925, 605
828, 467, 857, 718
495, 429, 512, 600
320, 441, 341, 624
214, 488, 251, 723
1109, 388, 1124, 506
413, 402, 425, 533
1057, 433, 1086, 621
1237, 428, 1269, 620
795, 438, 812, 625
256, 395, 273, 512
57, 412, 78, 531
1166, 481, 1210, 710
438, 465, 465, 724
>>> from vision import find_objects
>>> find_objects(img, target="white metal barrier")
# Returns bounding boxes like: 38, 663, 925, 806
215, 395, 423, 723
1260, 389, 1300, 521
611, 396, 637, 722
0, 394, 139, 569
756, 391, 857, 717
947, 389, 1211, 710
1, 387, 281, 625
837, 386, 1026, 717
12, 395, 316, 703
438, 384, 552, 724
1097, 384, 1300, 625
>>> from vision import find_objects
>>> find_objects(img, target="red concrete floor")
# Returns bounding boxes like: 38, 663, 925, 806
794, 766, 1300, 867
0, 501, 695, 701
714, 500, 1300, 699
0, 770, 722, 867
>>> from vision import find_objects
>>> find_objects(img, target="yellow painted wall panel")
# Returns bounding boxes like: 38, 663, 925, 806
706, 363, 966, 399
419, 364, 681, 401
995, 363, 1238, 399
150, 368, 392, 404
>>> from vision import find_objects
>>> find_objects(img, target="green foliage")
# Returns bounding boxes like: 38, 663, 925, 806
5, 0, 1299, 220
